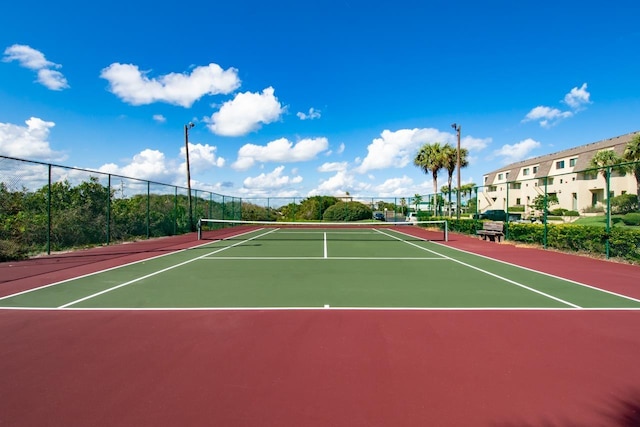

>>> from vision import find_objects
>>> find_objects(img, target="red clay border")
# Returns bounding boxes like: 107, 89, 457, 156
1, 229, 640, 426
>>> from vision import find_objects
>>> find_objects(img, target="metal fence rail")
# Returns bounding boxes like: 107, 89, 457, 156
0, 155, 241, 258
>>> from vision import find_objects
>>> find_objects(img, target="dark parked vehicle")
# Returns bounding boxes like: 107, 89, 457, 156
373, 212, 386, 221
474, 210, 522, 221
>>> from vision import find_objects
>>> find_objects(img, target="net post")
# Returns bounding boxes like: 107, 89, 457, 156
197, 218, 202, 240
444, 220, 448, 242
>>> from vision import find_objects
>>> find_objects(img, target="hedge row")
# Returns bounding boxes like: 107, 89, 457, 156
442, 219, 640, 263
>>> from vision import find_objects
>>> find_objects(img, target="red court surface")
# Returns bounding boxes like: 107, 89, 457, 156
1, 231, 640, 426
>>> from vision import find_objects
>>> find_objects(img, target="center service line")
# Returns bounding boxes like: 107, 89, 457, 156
324, 232, 328, 259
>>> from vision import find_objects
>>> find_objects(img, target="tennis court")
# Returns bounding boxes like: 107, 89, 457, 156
1, 221, 639, 310
1, 222, 640, 426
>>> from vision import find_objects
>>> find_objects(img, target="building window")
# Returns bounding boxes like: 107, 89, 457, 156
533, 166, 538, 173
523, 168, 530, 176
505, 172, 510, 179
556, 160, 565, 169
570, 158, 577, 167
498, 173, 503, 180
516, 198, 521, 205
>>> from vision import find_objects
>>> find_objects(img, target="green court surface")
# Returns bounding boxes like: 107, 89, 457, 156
2, 227, 640, 310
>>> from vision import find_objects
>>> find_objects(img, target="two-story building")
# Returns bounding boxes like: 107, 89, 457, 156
479, 132, 639, 217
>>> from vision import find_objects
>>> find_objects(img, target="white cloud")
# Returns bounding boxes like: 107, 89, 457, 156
318, 161, 348, 172
309, 170, 356, 196
152, 114, 166, 123
563, 83, 591, 109
0, 117, 63, 160
522, 83, 591, 127
372, 175, 414, 196
232, 137, 329, 170
99, 149, 173, 182
181, 143, 225, 172
3, 44, 69, 90
461, 135, 491, 151
337, 143, 345, 154
297, 107, 321, 120
242, 166, 303, 190
99, 62, 240, 107
493, 138, 541, 164
357, 128, 452, 173
522, 106, 573, 128
207, 87, 284, 136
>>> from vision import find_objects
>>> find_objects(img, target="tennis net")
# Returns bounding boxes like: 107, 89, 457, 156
197, 219, 448, 242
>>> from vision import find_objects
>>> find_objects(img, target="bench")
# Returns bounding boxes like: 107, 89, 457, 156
476, 221, 504, 242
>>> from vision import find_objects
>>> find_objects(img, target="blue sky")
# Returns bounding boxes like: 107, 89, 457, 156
1, 0, 639, 200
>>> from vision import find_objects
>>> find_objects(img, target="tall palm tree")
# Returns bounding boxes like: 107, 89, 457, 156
589, 149, 625, 181
414, 142, 445, 214
442, 143, 469, 215
589, 149, 626, 228
412, 194, 422, 214
623, 133, 640, 207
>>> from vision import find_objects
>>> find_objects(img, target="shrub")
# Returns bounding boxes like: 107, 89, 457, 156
550, 208, 567, 216
583, 205, 605, 213
323, 201, 372, 221
0, 239, 29, 261
622, 213, 640, 226
610, 194, 639, 215
565, 210, 580, 217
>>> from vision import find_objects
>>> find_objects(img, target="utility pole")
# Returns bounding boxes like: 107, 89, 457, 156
451, 123, 461, 220
185, 122, 195, 232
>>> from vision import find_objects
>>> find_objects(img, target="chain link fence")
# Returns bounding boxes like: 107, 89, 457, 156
0, 156, 241, 259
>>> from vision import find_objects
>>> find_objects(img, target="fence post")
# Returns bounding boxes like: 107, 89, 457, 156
47, 164, 52, 255
106, 174, 111, 245
146, 181, 150, 239
606, 166, 611, 259
543, 177, 548, 249
505, 181, 510, 240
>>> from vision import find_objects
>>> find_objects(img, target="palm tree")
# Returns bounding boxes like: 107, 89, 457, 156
623, 133, 640, 208
414, 142, 445, 214
589, 149, 625, 181
412, 194, 422, 214
589, 149, 626, 228
442, 143, 469, 216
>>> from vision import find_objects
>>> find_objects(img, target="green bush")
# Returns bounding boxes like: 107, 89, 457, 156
509, 205, 525, 212
622, 212, 640, 226
0, 239, 29, 261
550, 208, 567, 216
565, 210, 580, 217
323, 201, 372, 221
610, 194, 639, 215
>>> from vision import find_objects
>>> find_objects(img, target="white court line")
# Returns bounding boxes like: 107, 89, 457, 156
427, 238, 640, 305
202, 256, 446, 260
374, 228, 581, 308
2, 306, 640, 312
324, 232, 328, 259
58, 228, 279, 308
0, 227, 269, 303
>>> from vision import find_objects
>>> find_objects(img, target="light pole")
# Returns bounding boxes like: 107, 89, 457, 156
184, 122, 195, 232
451, 123, 461, 220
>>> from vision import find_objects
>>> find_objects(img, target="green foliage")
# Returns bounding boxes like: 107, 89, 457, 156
241, 203, 276, 221
323, 201, 372, 221
622, 213, 640, 226
0, 239, 29, 261
610, 193, 639, 214
509, 205, 525, 212
532, 194, 559, 212
0, 178, 235, 261
296, 196, 339, 220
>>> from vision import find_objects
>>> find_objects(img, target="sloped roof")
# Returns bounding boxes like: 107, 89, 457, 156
484, 131, 640, 179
